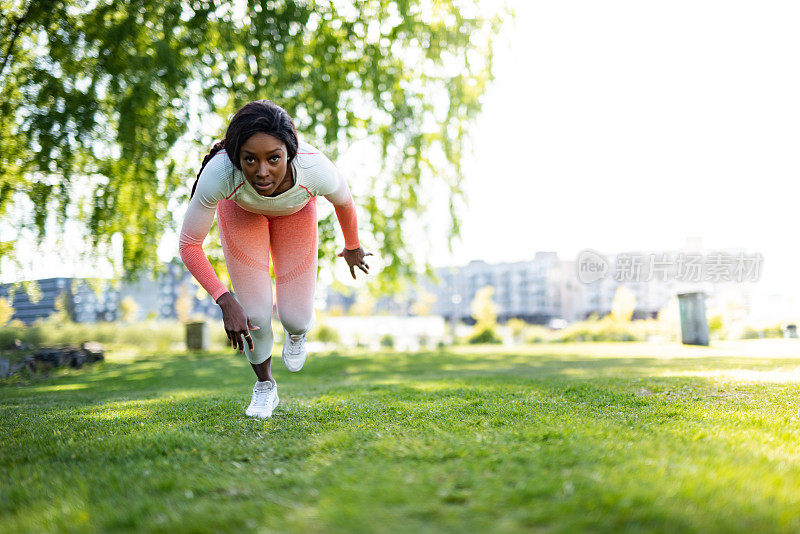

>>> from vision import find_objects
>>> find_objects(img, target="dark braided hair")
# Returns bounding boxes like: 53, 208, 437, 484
191, 139, 226, 198
191, 100, 299, 199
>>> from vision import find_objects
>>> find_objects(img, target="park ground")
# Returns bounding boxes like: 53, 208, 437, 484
2, 340, 800, 533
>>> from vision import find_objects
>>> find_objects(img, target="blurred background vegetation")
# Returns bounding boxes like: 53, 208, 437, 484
0, 283, 788, 358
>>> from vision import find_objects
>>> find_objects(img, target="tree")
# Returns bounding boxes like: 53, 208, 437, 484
1, 0, 510, 291
610, 285, 636, 322
0, 297, 14, 325
410, 289, 436, 316
468, 285, 500, 343
707, 313, 724, 338
50, 290, 73, 323
118, 296, 139, 323
470, 285, 497, 328
174, 283, 192, 323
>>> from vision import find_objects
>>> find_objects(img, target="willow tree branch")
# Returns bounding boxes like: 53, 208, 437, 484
0, 0, 35, 78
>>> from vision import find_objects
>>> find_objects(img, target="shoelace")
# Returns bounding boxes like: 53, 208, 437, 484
251, 383, 273, 406
286, 334, 305, 355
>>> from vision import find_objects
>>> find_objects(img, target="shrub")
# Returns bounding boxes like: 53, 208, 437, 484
524, 324, 553, 344
0, 325, 44, 349
314, 324, 340, 344
741, 324, 784, 340
0, 318, 248, 353
764, 325, 784, 338
708, 314, 725, 337
742, 327, 761, 340
0, 297, 13, 326
469, 286, 501, 344
33, 320, 183, 351
468, 326, 501, 344
553, 316, 646, 343
380, 334, 395, 348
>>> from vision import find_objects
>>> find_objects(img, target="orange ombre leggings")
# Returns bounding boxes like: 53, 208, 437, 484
217, 197, 318, 365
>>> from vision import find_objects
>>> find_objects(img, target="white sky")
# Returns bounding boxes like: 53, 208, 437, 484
432, 0, 800, 298
5, 0, 799, 302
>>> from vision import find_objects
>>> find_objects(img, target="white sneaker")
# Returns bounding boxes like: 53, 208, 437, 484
282, 329, 307, 372
245, 380, 279, 419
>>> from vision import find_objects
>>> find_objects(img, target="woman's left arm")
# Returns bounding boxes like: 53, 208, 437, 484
322, 169, 372, 279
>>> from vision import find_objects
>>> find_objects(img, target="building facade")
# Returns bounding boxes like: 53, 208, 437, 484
0, 278, 120, 324
423, 252, 584, 325
118, 259, 221, 321
1, 260, 222, 324
411, 245, 759, 325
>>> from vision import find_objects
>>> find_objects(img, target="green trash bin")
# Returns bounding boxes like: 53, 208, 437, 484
782, 324, 797, 339
186, 321, 209, 351
677, 292, 709, 346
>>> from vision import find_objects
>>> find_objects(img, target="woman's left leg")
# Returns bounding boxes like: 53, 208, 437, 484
268, 197, 319, 335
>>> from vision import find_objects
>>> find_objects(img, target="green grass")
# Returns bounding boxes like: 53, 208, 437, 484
2, 340, 800, 533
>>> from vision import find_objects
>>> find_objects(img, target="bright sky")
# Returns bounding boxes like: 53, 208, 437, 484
5, 0, 799, 303
435, 0, 800, 298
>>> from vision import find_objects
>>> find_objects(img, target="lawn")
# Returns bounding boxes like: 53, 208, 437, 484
2, 340, 800, 533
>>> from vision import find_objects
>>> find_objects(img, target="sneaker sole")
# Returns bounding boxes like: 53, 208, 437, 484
282, 355, 305, 372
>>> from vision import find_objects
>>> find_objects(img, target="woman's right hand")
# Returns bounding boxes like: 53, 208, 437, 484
216, 292, 259, 353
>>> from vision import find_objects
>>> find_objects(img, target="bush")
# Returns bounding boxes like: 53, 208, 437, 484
506, 318, 527, 343
741, 324, 784, 340
314, 324, 340, 344
380, 334, 395, 348
742, 327, 761, 340
0, 325, 44, 350
1, 318, 262, 353
551, 316, 653, 343
33, 319, 184, 352
468, 326, 502, 344
524, 324, 553, 344
556, 327, 637, 343
708, 314, 725, 336
764, 325, 784, 338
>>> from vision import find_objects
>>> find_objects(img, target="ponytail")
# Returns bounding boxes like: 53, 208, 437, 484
190, 139, 226, 199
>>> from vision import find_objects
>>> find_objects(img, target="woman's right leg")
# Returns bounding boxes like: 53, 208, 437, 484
217, 199, 275, 377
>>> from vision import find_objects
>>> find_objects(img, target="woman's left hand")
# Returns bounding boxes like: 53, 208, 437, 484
337, 247, 373, 279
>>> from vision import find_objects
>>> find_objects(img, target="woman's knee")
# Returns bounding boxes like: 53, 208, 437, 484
246, 311, 271, 329
244, 323, 274, 365
279, 309, 315, 335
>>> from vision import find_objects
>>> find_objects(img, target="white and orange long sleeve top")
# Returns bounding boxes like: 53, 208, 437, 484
178, 140, 360, 300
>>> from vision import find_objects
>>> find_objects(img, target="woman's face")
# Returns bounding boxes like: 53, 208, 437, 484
239, 132, 292, 197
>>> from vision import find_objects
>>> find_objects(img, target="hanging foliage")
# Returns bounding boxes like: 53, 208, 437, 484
0, 0, 509, 290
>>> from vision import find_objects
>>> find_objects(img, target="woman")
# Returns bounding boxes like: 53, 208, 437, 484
179, 100, 371, 419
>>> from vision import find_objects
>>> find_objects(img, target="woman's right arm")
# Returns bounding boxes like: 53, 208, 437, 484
178, 200, 229, 301
179, 198, 257, 352
179, 152, 232, 301
179, 154, 261, 352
